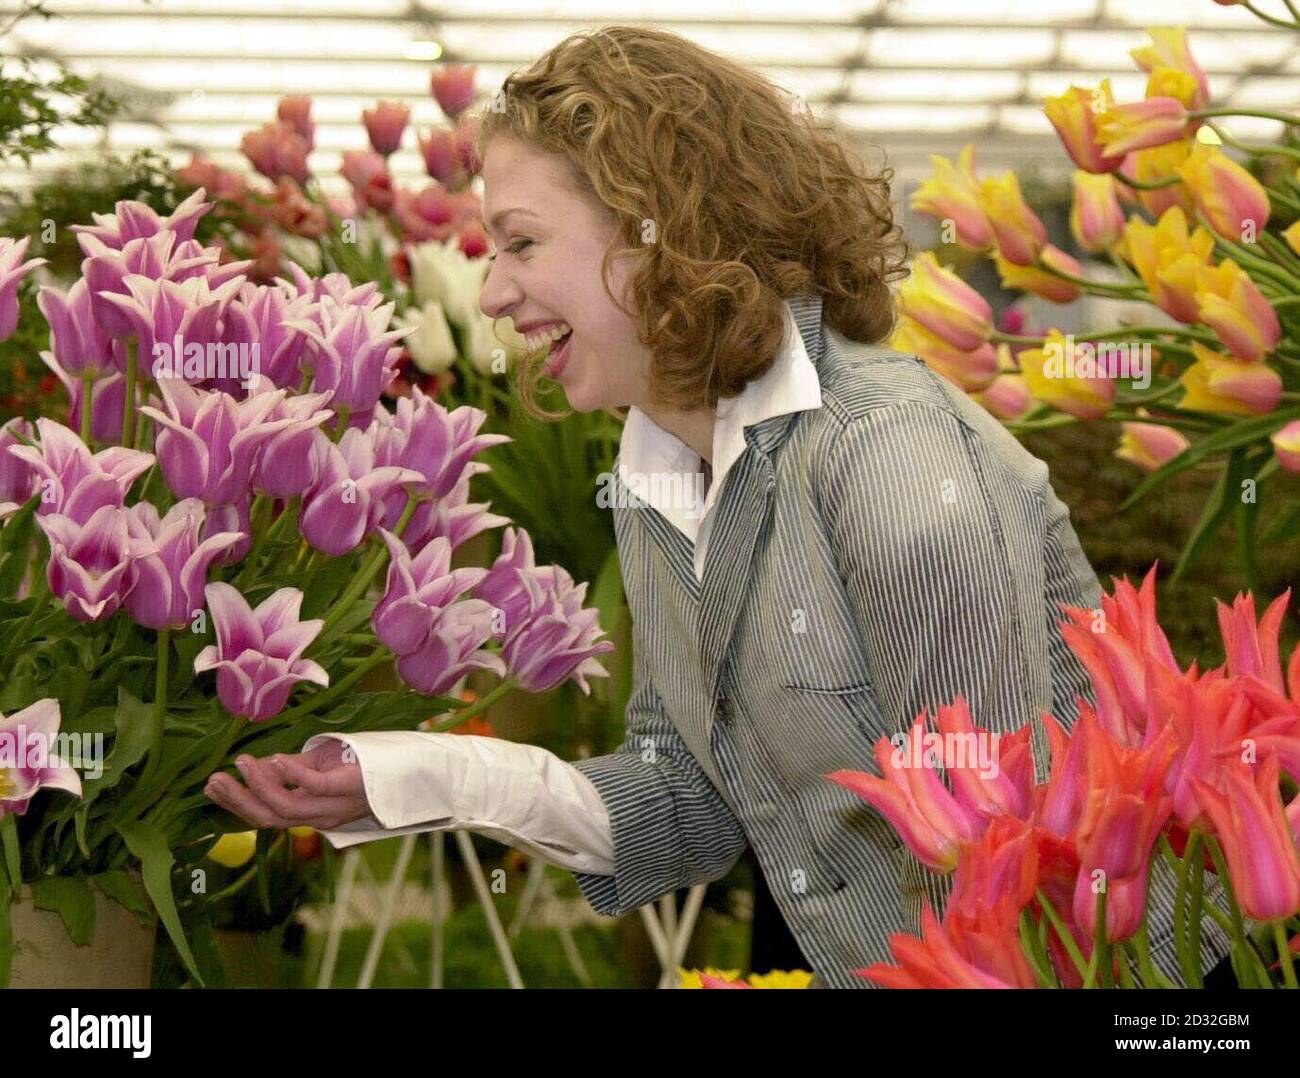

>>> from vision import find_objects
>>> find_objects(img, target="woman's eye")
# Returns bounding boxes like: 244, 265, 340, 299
507, 238, 533, 255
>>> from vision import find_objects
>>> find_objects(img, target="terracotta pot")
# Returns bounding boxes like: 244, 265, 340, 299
6, 875, 156, 989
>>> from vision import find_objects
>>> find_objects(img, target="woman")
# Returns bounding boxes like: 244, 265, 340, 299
203, 26, 1203, 988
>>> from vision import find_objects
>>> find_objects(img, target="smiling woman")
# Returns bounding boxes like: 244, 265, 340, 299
198, 23, 1228, 992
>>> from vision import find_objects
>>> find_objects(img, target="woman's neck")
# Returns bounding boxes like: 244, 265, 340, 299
641, 403, 716, 465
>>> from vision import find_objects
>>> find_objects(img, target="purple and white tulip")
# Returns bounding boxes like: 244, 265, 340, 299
476, 527, 614, 694
299, 427, 424, 556
193, 583, 328, 722
5, 418, 153, 524
0, 236, 48, 342
36, 503, 150, 622
0, 699, 82, 818
370, 387, 510, 504
0, 418, 39, 523
123, 498, 244, 631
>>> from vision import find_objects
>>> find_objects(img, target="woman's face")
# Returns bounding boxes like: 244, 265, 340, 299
478, 136, 650, 413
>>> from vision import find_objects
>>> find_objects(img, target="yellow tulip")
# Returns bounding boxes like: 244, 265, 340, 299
1178, 342, 1282, 416
1130, 27, 1211, 109
1122, 206, 1215, 323
1097, 97, 1190, 158
896, 251, 993, 351
1044, 82, 1124, 174
208, 830, 257, 868
891, 315, 999, 392
1271, 419, 1300, 473
1285, 219, 1300, 257
1017, 329, 1117, 420
977, 172, 1047, 265
1070, 172, 1126, 252
1194, 259, 1281, 362
910, 144, 993, 251
994, 244, 1083, 304
1129, 139, 1195, 218
1177, 142, 1271, 240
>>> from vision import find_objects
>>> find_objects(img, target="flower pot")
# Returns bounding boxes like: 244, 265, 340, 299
5, 875, 156, 989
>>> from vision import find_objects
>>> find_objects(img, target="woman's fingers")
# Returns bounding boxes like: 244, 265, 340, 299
205, 771, 295, 830
234, 755, 347, 823
274, 752, 363, 799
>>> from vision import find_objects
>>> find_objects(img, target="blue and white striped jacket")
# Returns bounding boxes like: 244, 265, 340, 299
570, 292, 1226, 987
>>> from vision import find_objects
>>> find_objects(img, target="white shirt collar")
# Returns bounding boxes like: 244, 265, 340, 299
616, 298, 822, 562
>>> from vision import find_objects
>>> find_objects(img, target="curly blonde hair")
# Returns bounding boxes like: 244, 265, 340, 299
476, 24, 910, 421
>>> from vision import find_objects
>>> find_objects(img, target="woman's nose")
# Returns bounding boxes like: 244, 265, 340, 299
478, 258, 522, 320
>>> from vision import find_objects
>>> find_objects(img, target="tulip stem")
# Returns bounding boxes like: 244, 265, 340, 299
122, 338, 137, 449
78, 371, 94, 445
1187, 843, 1206, 987
1239, 0, 1300, 28
275, 646, 393, 725
1083, 888, 1111, 988
1033, 258, 1149, 298
0, 586, 50, 670
1191, 106, 1300, 127
1274, 921, 1298, 989
1204, 220, 1300, 294
312, 493, 419, 651
1114, 171, 1182, 191
1205, 122, 1300, 166
429, 678, 516, 733
231, 495, 273, 590
142, 628, 171, 785
1035, 887, 1088, 979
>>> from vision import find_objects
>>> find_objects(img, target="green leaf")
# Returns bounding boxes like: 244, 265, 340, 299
1264, 499, 1300, 542
80, 686, 154, 802
1171, 463, 1234, 586
117, 819, 203, 987
91, 869, 154, 927
0, 496, 38, 597
1120, 406, 1300, 512
0, 813, 20, 889
29, 874, 96, 946
0, 866, 12, 989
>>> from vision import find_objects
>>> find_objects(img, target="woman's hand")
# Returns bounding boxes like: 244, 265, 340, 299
203, 739, 372, 830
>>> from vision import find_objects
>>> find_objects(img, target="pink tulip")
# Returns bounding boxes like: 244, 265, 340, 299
299, 427, 423, 556
287, 297, 407, 416
827, 710, 985, 872
0, 236, 48, 342
99, 273, 246, 380
36, 277, 123, 377
340, 150, 395, 214
224, 281, 313, 390
0, 418, 40, 522
36, 503, 148, 622
276, 95, 315, 151
0, 699, 82, 818
363, 101, 410, 156
1216, 589, 1290, 699
399, 470, 508, 552
6, 418, 153, 524
372, 530, 506, 697
418, 128, 463, 185
1192, 756, 1300, 923
39, 350, 126, 445
370, 388, 511, 509
473, 526, 615, 695
138, 379, 297, 507
241, 121, 311, 186
1070, 172, 1126, 253
934, 696, 1034, 821
276, 263, 383, 311
123, 498, 243, 630
194, 583, 328, 722
247, 386, 334, 498
431, 64, 475, 120
1116, 418, 1190, 473
69, 187, 211, 251
858, 900, 1031, 989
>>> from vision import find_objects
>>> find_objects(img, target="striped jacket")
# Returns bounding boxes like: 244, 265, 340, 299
569, 292, 1227, 987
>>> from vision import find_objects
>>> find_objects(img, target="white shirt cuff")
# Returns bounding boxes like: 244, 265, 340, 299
301, 730, 616, 875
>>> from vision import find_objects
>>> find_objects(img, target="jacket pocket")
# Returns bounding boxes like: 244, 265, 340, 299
782, 680, 890, 744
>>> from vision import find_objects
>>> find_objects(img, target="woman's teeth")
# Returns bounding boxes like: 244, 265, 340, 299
524, 322, 571, 350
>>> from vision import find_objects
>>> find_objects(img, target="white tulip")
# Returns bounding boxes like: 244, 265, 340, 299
407, 239, 487, 331
395, 300, 459, 375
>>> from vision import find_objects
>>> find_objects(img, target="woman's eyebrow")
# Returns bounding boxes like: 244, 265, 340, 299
483, 207, 541, 232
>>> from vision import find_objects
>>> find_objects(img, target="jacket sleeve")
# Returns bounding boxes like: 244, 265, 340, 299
569, 637, 749, 917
